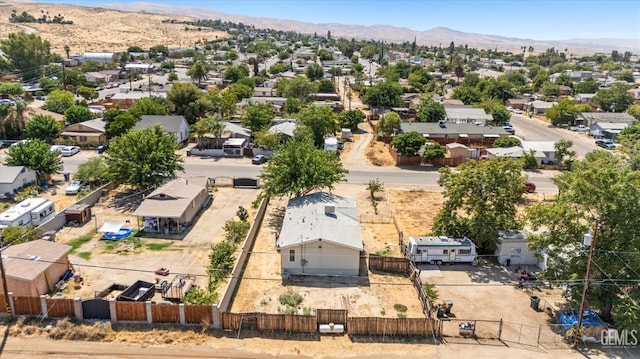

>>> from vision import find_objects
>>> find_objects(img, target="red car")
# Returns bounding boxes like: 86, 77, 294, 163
154, 267, 170, 276
524, 182, 536, 193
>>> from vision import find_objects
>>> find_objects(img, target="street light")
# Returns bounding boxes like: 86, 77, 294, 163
573, 218, 600, 349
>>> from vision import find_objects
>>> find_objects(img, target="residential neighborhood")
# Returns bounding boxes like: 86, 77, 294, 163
0, 1, 639, 358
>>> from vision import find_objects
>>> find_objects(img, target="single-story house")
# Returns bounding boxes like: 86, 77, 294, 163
0, 240, 72, 296
0, 165, 37, 198
134, 178, 211, 234
526, 100, 557, 115
81, 52, 115, 63
520, 141, 557, 163
277, 192, 364, 277
253, 87, 277, 97
574, 93, 597, 104
107, 92, 168, 110
558, 85, 573, 95
85, 71, 115, 83
590, 122, 629, 141
505, 98, 528, 110
60, 118, 107, 146
399, 122, 510, 147
124, 63, 155, 74
268, 120, 298, 141
445, 106, 494, 125
578, 112, 636, 127
495, 231, 540, 267
135, 115, 190, 145
485, 146, 546, 165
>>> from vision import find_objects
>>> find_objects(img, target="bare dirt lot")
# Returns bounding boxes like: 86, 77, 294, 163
231, 183, 423, 318
0, 2, 228, 54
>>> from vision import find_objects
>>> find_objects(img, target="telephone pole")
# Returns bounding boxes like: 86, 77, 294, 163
573, 218, 600, 349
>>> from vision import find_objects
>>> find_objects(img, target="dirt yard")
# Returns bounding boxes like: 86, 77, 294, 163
53, 186, 258, 300
0, 2, 228, 54
231, 183, 423, 318
366, 134, 396, 167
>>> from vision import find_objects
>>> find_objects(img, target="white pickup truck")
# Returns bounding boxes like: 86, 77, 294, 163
570, 125, 590, 132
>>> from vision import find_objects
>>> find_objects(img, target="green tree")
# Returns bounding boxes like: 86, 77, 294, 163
23, 115, 62, 143
0, 82, 23, 96
594, 84, 634, 112
166, 83, 207, 124
43, 90, 75, 114
526, 152, 640, 325
64, 105, 93, 124
451, 85, 482, 105
366, 178, 384, 200
305, 63, 324, 81
390, 131, 426, 156
423, 142, 446, 161
317, 79, 335, 93
574, 79, 600, 94
187, 60, 211, 85
481, 100, 511, 125
362, 81, 403, 113
337, 109, 366, 132
191, 115, 222, 148
0, 32, 51, 79
74, 156, 110, 187
208, 240, 236, 284
76, 86, 98, 101
259, 130, 348, 198
297, 105, 337, 147
105, 126, 184, 189
617, 122, 640, 171
545, 99, 578, 126
553, 139, 576, 168
105, 112, 137, 138
540, 82, 560, 97
128, 96, 170, 118
417, 97, 446, 123
242, 102, 274, 133
223, 64, 250, 83
377, 112, 401, 136
616, 71, 635, 83
493, 137, 521, 148
0, 226, 39, 246
4, 139, 63, 182
253, 129, 281, 150
167, 72, 178, 82
433, 158, 526, 252
626, 104, 640, 120
276, 76, 317, 103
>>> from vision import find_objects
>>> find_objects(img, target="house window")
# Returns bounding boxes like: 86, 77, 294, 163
289, 250, 295, 262
80, 136, 87, 142
459, 249, 471, 255
443, 249, 448, 254
515, 248, 522, 254
416, 249, 422, 255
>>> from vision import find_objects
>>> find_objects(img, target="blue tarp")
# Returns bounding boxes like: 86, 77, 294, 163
558, 309, 606, 330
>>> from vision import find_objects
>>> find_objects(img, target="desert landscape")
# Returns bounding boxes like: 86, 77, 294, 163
0, 2, 228, 55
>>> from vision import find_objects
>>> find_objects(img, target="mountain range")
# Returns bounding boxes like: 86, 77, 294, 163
99, 2, 639, 53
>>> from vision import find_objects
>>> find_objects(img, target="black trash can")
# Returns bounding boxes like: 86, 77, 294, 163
530, 296, 540, 311
506, 259, 511, 266
63, 172, 70, 182
97, 145, 105, 154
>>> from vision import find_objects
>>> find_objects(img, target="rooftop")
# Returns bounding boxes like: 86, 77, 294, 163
3, 240, 71, 282
409, 236, 474, 247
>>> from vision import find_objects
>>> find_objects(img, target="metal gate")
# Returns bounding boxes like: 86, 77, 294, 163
233, 178, 259, 188
500, 321, 540, 346
82, 299, 111, 320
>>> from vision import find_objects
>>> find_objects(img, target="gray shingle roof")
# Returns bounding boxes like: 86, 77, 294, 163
579, 112, 636, 123
278, 192, 363, 251
0, 165, 26, 184
400, 122, 509, 136
136, 115, 187, 133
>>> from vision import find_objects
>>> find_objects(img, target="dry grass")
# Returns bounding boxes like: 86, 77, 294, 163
366, 139, 395, 167
0, 2, 228, 54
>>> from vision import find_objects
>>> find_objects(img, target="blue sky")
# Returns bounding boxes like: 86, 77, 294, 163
30, 0, 640, 40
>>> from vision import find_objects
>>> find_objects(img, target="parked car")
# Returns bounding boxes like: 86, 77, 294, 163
524, 181, 536, 193
570, 125, 590, 132
155, 267, 170, 276
94, 86, 103, 91
0, 99, 16, 105
105, 93, 115, 100
513, 109, 523, 114
65, 180, 83, 195
596, 140, 616, 149
251, 154, 267, 164
11, 139, 29, 147
61, 146, 80, 157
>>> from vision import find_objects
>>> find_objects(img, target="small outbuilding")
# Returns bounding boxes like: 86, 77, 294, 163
0, 240, 72, 296
64, 203, 92, 225
495, 231, 539, 266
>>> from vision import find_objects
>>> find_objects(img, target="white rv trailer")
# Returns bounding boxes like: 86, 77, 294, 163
0, 198, 56, 228
407, 236, 477, 264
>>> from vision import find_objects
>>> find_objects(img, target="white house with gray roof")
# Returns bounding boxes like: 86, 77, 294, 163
444, 106, 494, 125
0, 165, 37, 198
277, 192, 364, 276
135, 115, 190, 145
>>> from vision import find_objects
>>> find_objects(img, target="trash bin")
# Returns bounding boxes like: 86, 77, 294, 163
444, 299, 454, 315
530, 296, 540, 311
186, 149, 192, 156
97, 145, 105, 154
506, 259, 511, 266
63, 172, 70, 181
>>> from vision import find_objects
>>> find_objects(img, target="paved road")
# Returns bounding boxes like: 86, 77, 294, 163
509, 114, 596, 159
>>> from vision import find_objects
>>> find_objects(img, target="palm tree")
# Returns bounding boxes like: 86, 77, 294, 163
187, 61, 210, 85
0, 98, 27, 139
192, 115, 222, 149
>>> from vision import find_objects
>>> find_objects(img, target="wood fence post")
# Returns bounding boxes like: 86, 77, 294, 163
40, 295, 48, 318
537, 324, 542, 346
73, 297, 83, 320
498, 318, 503, 340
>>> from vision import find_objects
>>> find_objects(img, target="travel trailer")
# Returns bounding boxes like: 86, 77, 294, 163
0, 198, 56, 229
407, 236, 477, 264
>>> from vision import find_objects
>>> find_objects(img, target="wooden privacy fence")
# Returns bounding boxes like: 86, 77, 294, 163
184, 304, 213, 325
13, 296, 42, 316
115, 301, 146, 322
348, 317, 440, 337
151, 304, 180, 324
46, 298, 75, 318
220, 312, 317, 334
369, 254, 410, 273
316, 309, 348, 326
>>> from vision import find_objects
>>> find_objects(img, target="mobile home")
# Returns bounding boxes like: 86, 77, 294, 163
408, 236, 477, 264
0, 198, 56, 229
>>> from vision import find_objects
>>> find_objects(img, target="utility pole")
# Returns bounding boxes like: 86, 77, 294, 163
573, 218, 600, 349
0, 246, 13, 320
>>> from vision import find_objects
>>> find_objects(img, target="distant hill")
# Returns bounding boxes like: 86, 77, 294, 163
106, 2, 639, 53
